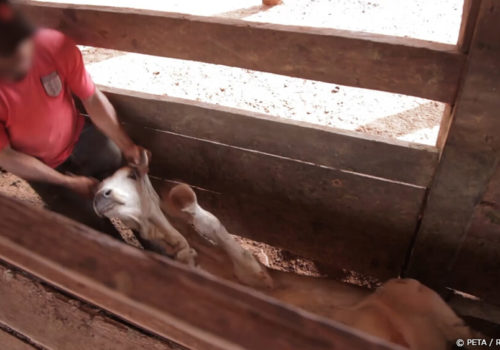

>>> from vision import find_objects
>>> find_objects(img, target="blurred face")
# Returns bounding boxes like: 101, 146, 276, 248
0, 37, 34, 81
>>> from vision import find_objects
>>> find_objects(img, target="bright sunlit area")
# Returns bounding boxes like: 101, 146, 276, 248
37, 0, 464, 146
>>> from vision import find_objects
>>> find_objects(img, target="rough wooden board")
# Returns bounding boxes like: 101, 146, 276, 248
448, 291, 500, 327
457, 0, 482, 53
0, 329, 37, 350
126, 126, 425, 279
172, 183, 416, 280
0, 263, 181, 350
19, 1, 464, 102
435, 104, 453, 152
406, 0, 500, 298
448, 293, 500, 338
103, 86, 438, 186
0, 194, 403, 350
447, 163, 500, 303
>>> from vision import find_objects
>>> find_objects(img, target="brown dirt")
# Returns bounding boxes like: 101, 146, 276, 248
0, 170, 43, 208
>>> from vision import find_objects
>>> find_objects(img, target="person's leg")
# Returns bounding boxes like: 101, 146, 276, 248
30, 118, 124, 240
65, 119, 123, 181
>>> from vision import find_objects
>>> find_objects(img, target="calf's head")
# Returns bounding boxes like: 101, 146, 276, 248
93, 150, 153, 228
93, 152, 197, 266
93, 166, 143, 224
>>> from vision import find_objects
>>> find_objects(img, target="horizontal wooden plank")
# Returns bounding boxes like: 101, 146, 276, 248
20, 1, 464, 102
126, 125, 425, 279
449, 291, 500, 328
103, 86, 438, 186
0, 263, 181, 350
0, 194, 402, 350
448, 293, 500, 339
0, 328, 36, 350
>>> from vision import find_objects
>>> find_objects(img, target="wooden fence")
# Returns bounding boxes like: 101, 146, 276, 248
0, 0, 498, 347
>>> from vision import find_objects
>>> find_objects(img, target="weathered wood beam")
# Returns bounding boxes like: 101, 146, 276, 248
126, 125, 425, 279
447, 163, 500, 303
103, 86, 438, 186
0, 262, 181, 350
0, 328, 37, 350
0, 194, 402, 350
406, 0, 500, 300
19, 1, 464, 102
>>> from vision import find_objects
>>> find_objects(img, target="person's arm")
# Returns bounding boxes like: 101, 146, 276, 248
81, 88, 144, 165
56, 32, 148, 166
0, 146, 97, 198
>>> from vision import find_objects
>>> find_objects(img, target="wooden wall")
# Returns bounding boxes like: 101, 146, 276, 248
0, 262, 182, 350
448, 163, 500, 302
0, 194, 402, 350
407, 0, 500, 304
106, 87, 430, 280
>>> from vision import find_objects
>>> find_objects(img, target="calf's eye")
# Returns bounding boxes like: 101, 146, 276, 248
127, 170, 139, 181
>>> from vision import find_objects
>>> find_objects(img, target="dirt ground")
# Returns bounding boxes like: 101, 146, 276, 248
1, 0, 464, 281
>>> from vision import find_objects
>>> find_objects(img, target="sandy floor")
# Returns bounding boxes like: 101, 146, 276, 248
36, 0, 463, 44
37, 0, 464, 146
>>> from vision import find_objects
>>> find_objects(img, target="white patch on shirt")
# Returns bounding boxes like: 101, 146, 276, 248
40, 71, 62, 97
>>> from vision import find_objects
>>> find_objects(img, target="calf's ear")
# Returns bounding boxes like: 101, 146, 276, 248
132, 149, 151, 178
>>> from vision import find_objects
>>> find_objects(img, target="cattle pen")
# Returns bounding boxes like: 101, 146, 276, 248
0, 0, 499, 348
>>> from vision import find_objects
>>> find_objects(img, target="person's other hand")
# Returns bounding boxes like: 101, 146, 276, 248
64, 175, 99, 199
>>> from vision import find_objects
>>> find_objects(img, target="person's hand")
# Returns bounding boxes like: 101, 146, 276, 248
123, 144, 151, 175
64, 175, 99, 199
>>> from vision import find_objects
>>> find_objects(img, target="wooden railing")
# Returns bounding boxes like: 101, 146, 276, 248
20, 1, 465, 102
0, 195, 402, 350
1, 0, 499, 347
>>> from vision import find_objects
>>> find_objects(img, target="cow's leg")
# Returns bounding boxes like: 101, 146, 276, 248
164, 184, 273, 288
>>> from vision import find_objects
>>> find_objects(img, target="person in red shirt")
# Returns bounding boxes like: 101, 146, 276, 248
0, 0, 148, 238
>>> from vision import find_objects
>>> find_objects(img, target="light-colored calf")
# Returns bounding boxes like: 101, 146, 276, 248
94, 165, 476, 349
94, 166, 197, 266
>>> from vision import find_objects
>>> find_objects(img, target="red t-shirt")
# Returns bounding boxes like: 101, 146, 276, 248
0, 29, 95, 168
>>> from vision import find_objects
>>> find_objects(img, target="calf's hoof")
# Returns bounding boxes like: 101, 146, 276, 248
176, 247, 198, 267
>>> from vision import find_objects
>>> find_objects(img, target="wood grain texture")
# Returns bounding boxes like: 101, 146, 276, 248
0, 263, 181, 350
448, 290, 500, 327
103, 86, 438, 186
20, 1, 464, 102
0, 194, 403, 350
406, 0, 500, 299
447, 163, 500, 303
0, 329, 37, 350
126, 125, 425, 279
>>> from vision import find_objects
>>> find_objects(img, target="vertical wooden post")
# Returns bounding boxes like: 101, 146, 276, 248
407, 0, 500, 292
457, 0, 482, 53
